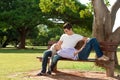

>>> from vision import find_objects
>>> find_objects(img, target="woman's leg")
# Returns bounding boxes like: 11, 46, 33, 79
49, 54, 62, 72
41, 50, 52, 73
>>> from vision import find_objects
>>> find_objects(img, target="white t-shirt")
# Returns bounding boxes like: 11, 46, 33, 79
59, 34, 83, 48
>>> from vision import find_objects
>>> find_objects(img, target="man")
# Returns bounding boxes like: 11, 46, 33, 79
37, 22, 109, 76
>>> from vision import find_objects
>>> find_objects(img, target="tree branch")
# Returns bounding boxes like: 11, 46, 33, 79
91, 0, 109, 19
92, 0, 111, 40
109, 26, 120, 43
111, 0, 120, 28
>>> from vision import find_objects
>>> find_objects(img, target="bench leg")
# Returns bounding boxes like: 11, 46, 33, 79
53, 62, 58, 72
106, 61, 114, 77
106, 52, 115, 77
53, 65, 57, 72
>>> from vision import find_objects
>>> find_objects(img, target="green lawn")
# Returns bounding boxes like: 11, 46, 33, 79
0, 46, 120, 80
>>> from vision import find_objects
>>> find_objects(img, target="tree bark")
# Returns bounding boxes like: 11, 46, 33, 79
91, 0, 120, 77
18, 27, 27, 49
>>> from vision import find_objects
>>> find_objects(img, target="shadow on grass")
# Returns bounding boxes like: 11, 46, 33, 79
48, 71, 103, 80
30, 71, 120, 80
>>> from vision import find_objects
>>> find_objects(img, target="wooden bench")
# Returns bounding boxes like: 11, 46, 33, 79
36, 40, 118, 77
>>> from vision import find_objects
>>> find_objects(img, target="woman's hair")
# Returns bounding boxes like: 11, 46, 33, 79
63, 22, 72, 30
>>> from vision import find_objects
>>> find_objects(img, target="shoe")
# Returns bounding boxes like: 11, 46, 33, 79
97, 55, 109, 61
47, 71, 51, 75
36, 72, 46, 76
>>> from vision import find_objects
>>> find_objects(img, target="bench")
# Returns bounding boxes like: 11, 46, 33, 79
36, 40, 118, 77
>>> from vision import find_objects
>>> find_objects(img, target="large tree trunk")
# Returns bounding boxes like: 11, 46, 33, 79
91, 0, 120, 77
18, 27, 27, 49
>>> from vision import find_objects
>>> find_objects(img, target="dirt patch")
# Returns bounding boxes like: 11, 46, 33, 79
8, 69, 120, 80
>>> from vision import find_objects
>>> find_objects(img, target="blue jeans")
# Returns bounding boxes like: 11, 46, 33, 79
41, 50, 52, 73
78, 38, 103, 60
41, 49, 62, 73
49, 55, 62, 71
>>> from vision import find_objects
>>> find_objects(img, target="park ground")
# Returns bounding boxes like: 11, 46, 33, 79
0, 46, 120, 80
8, 69, 120, 80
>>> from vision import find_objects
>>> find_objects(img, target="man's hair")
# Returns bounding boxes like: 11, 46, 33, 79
63, 22, 72, 30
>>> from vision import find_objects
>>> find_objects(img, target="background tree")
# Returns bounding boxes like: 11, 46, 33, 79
0, 0, 49, 49
0, 0, 93, 48
30, 24, 63, 46
0, 30, 5, 47
1, 28, 19, 48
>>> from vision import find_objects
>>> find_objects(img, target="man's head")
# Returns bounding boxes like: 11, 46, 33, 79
63, 22, 73, 35
63, 22, 72, 30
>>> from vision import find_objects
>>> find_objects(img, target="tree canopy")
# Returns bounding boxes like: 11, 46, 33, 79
0, 0, 93, 48
39, 0, 93, 30
0, 0, 47, 48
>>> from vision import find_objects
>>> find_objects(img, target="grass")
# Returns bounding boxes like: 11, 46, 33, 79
0, 46, 120, 80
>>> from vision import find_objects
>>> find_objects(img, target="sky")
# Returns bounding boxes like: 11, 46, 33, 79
79, 0, 120, 32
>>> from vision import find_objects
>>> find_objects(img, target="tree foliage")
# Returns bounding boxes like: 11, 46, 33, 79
39, 0, 93, 31
0, 0, 94, 47
0, 0, 47, 48
39, 0, 78, 13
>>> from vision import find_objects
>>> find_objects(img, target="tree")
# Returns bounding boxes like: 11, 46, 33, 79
39, 0, 93, 31
91, 0, 120, 77
0, 30, 5, 47
30, 24, 63, 46
1, 28, 19, 48
0, 0, 47, 49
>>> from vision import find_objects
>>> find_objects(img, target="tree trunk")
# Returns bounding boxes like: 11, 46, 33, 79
18, 27, 27, 49
2, 39, 9, 48
19, 32, 25, 49
91, 0, 120, 77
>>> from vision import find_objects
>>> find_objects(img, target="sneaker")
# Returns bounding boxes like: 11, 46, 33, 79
36, 72, 46, 76
47, 71, 51, 75
97, 55, 109, 61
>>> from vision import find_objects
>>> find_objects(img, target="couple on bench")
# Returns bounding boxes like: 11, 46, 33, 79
37, 22, 109, 76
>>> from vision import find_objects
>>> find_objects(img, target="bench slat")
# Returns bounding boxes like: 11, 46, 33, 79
36, 57, 96, 62
100, 47, 117, 52
100, 42, 118, 46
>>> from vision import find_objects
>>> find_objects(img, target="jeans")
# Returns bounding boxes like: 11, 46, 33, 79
41, 50, 52, 73
41, 49, 62, 73
50, 55, 62, 71
78, 38, 103, 60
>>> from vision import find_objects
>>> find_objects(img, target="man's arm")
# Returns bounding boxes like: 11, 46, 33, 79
56, 40, 62, 46
55, 40, 63, 50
